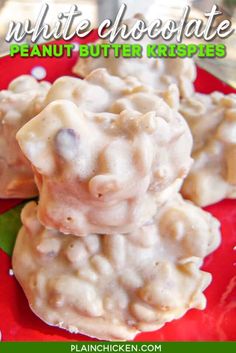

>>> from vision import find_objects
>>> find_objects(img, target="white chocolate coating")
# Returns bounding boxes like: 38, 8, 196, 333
180, 92, 236, 206
0, 75, 51, 198
73, 18, 196, 99
17, 70, 193, 235
73, 52, 196, 98
13, 199, 220, 341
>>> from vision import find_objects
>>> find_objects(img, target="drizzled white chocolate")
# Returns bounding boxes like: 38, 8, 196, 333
13, 198, 220, 340
17, 69, 193, 235
180, 92, 236, 206
0, 75, 51, 198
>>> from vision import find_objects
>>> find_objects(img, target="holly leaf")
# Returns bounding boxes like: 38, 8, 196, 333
0, 203, 24, 256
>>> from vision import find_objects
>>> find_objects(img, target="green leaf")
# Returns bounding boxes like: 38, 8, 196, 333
0, 203, 24, 256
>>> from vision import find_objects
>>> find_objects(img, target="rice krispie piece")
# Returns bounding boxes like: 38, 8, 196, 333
16, 70, 193, 235
12, 197, 220, 340
180, 92, 236, 206
0, 75, 51, 198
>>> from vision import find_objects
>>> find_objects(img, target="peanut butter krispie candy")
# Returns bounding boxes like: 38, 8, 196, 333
73, 48, 196, 99
13, 197, 220, 340
73, 17, 196, 99
0, 75, 51, 198
180, 92, 236, 206
17, 70, 193, 235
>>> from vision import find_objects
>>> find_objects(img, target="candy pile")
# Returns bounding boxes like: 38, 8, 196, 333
0, 19, 229, 341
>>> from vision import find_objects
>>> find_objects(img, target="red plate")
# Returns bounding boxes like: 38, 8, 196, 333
0, 38, 235, 341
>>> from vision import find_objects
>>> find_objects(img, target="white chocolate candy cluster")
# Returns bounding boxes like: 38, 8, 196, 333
73, 17, 196, 99
12, 66, 222, 340
180, 92, 236, 206
13, 198, 220, 341
0, 75, 51, 198
17, 70, 193, 235
73, 47, 196, 99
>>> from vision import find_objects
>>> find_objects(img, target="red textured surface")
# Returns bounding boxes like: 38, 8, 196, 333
0, 45, 236, 341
